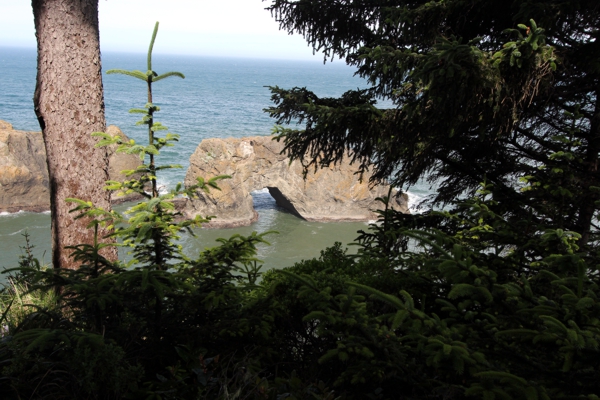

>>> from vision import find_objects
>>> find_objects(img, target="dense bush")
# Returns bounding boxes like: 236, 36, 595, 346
256, 189, 600, 399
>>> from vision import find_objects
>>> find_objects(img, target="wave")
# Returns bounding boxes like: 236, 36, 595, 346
0, 226, 50, 237
157, 181, 170, 195
0, 210, 50, 217
0, 211, 25, 217
251, 188, 278, 211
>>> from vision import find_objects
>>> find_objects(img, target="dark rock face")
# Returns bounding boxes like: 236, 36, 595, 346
0, 120, 142, 212
184, 136, 409, 228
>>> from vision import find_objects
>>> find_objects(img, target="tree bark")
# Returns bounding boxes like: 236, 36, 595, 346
32, 0, 116, 269
577, 85, 600, 247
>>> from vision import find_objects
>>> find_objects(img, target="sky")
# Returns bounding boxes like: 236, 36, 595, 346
0, 0, 323, 61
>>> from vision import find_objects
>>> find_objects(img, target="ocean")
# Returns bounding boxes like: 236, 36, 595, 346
0, 47, 431, 274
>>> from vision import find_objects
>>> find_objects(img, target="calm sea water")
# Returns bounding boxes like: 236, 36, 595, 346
0, 47, 431, 274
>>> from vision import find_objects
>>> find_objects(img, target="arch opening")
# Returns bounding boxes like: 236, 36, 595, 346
250, 187, 304, 219
266, 187, 303, 219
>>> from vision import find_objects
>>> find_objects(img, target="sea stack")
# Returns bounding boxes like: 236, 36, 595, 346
184, 136, 409, 228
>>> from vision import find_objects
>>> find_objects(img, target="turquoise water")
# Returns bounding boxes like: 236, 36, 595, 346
0, 47, 432, 273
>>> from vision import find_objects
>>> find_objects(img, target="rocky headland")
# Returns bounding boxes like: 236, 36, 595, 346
0, 120, 141, 213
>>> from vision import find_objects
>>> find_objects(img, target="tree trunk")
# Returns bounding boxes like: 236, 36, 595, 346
32, 0, 116, 269
577, 85, 600, 247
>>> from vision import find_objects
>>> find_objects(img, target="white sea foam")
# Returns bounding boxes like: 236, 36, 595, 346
405, 190, 424, 212
1, 210, 51, 219
0, 210, 25, 217
140, 179, 171, 196
158, 184, 169, 196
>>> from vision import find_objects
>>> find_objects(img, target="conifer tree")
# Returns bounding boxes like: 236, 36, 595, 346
260, 1, 600, 397
32, 0, 115, 269
266, 0, 600, 246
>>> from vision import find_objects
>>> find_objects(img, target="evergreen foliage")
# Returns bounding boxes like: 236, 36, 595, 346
265, 0, 600, 245
259, 0, 600, 398
258, 189, 600, 398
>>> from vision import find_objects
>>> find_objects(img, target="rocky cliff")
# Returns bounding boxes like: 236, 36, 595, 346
184, 136, 409, 228
0, 120, 141, 212
0, 121, 49, 212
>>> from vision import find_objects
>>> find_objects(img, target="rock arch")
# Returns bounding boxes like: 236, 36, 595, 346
183, 136, 409, 228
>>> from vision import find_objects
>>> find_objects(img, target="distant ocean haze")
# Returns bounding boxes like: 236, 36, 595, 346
0, 47, 430, 273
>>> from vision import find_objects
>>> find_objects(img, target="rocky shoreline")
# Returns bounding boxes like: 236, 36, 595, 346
0, 119, 409, 226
